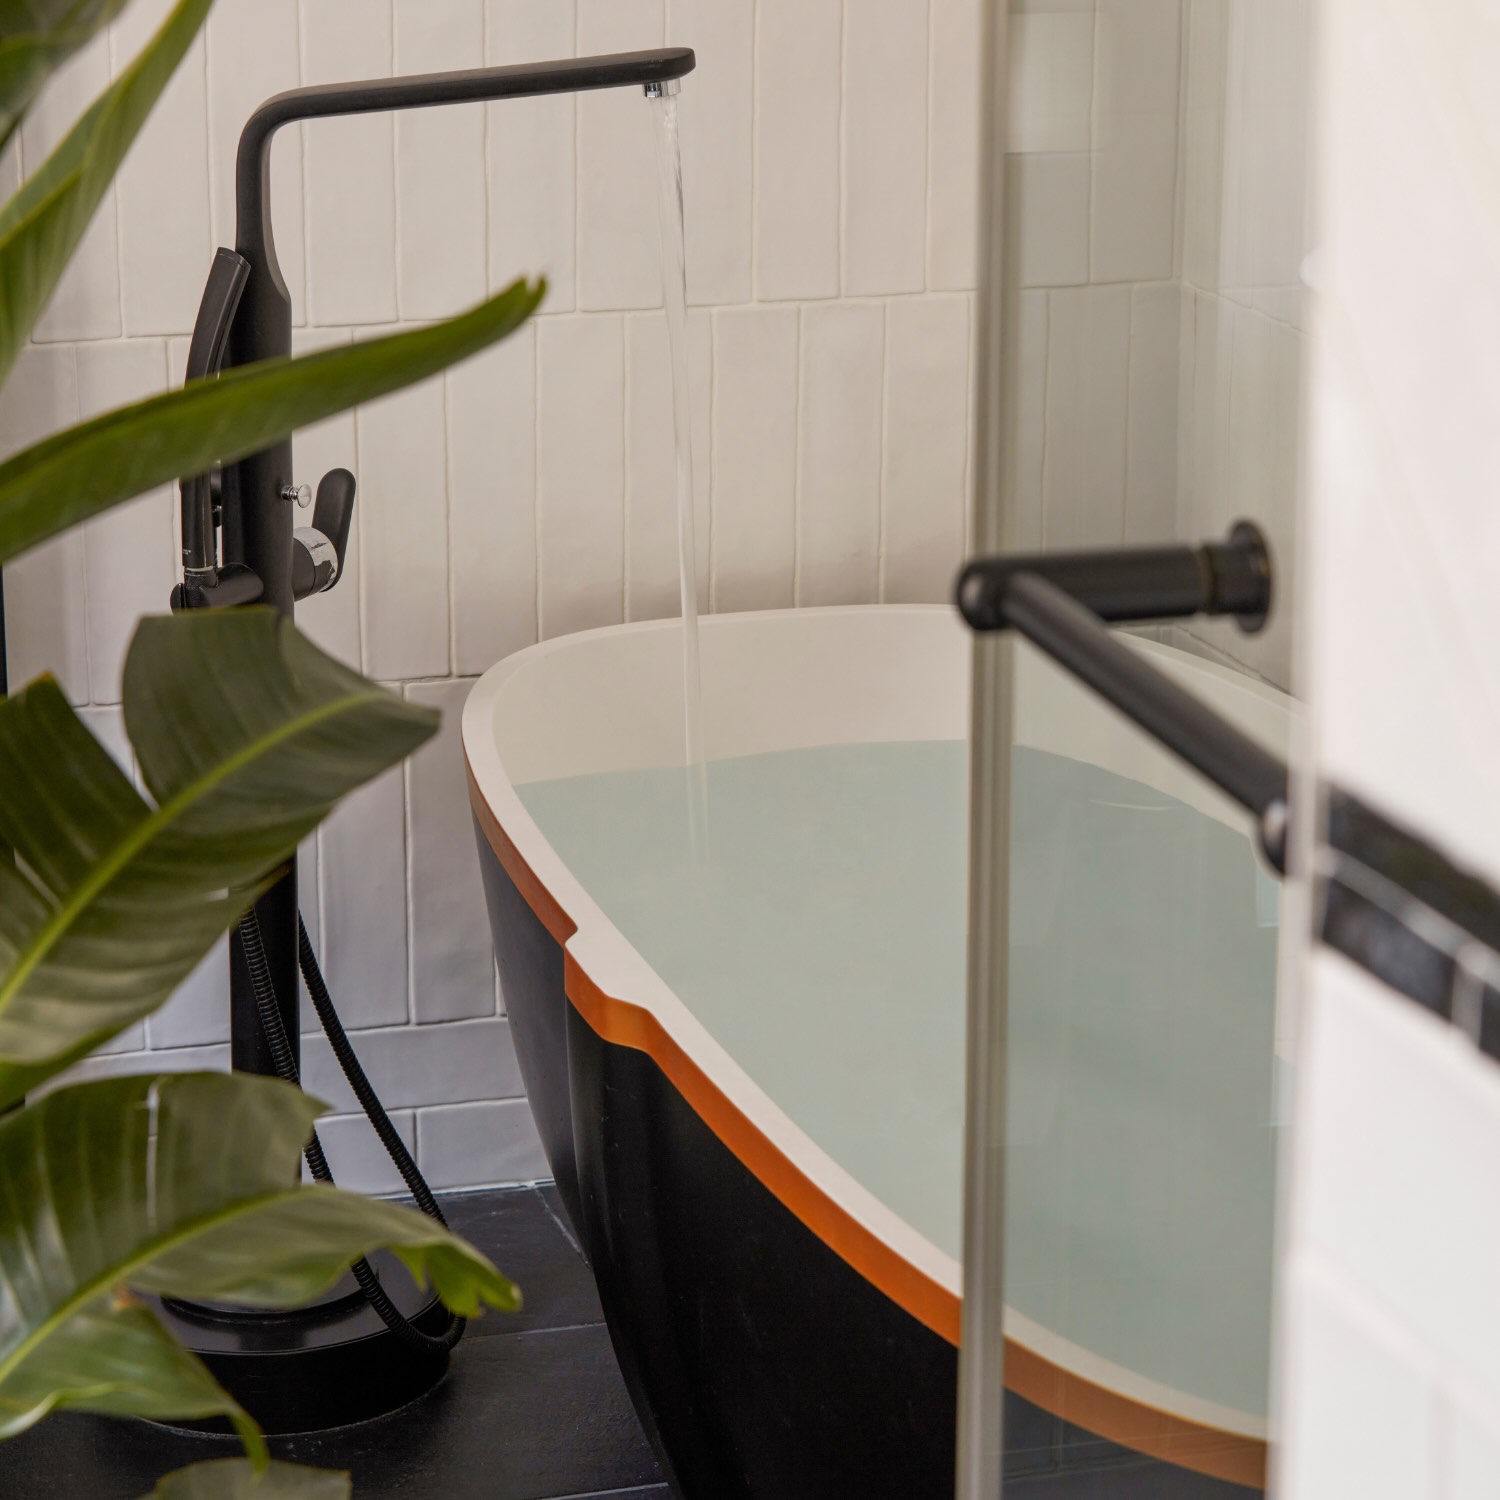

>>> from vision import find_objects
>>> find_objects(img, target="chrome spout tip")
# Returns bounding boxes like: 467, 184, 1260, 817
643, 78, 681, 99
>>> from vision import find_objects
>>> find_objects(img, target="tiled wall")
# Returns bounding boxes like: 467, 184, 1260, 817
1004, 0, 1185, 559
2, 0, 1307, 1194
1278, 0, 1500, 1491
1, 0, 989, 1192
1005, 0, 1307, 693
1169, 0, 1308, 690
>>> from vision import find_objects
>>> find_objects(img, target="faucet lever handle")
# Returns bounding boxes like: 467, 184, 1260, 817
292, 467, 357, 602
313, 467, 356, 567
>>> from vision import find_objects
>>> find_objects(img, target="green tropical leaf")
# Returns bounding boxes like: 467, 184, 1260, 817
0, 1298, 264, 1460
0, 610, 439, 1105
0, 0, 212, 383
0, 275, 545, 568
0, 0, 130, 151
142, 1461, 351, 1500
0, 1073, 517, 1447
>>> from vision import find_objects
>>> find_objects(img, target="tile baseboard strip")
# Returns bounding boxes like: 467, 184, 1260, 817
1318, 788, 1500, 1061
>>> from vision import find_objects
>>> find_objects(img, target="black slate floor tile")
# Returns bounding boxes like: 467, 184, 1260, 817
439, 1185, 604, 1338
277, 1324, 661, 1500
0, 1187, 662, 1500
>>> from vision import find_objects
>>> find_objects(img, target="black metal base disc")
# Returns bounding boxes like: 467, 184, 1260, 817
151, 1251, 451, 1435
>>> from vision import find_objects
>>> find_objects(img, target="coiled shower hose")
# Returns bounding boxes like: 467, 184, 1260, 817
238, 908, 465, 1354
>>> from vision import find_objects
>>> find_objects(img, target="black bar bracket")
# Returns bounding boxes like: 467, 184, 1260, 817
958, 521, 1272, 636
957, 527, 1500, 1079
954, 523, 1288, 870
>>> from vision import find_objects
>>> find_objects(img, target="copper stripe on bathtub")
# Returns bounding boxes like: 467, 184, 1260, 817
469, 768, 1269, 1491
468, 764, 575, 946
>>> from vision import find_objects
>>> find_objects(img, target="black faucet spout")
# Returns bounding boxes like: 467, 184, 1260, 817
236, 48, 696, 370
179, 46, 695, 612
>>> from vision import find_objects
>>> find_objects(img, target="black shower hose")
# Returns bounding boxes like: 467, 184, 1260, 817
237, 907, 465, 1354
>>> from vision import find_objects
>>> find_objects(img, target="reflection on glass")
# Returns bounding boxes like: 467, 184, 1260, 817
985, 0, 1314, 1490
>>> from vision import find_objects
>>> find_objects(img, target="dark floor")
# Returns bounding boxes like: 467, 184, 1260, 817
0, 1184, 666, 1500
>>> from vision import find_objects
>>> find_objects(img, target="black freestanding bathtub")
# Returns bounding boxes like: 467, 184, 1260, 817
464, 606, 1288, 1498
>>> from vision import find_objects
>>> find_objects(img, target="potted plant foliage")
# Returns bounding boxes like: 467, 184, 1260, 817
0, 2, 545, 1492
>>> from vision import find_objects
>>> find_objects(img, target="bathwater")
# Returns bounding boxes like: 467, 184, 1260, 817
651, 94, 706, 824
518, 741, 1282, 1421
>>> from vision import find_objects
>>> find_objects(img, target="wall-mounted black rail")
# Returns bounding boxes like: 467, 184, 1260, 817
956, 523, 1290, 870
959, 524, 1500, 1095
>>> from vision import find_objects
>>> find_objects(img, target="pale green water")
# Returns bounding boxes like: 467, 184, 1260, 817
518, 741, 1281, 1418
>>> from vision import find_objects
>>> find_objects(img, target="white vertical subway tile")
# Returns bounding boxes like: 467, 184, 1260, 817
1093, 0, 1182, 121
206, 0, 305, 324
1090, 0, 1181, 285
14, 593, 89, 704
318, 765, 410, 1031
843, 0, 929, 296
395, 0, 487, 320
416, 1098, 546, 1189
1091, 111, 1180, 284
1042, 285, 1132, 548
22, 35, 122, 343
1184, 288, 1235, 540
148, 936, 229, 1049
148, 829, 302, 1051
290, 327, 362, 671
1181, 0, 1228, 295
1124, 283, 1181, 543
448, 324, 538, 674
313, 1110, 416, 1195
625, 310, 710, 622
405, 680, 495, 1023
927, 0, 983, 291
0, 347, 87, 701
882, 295, 969, 602
1006, 289, 1048, 550
536, 314, 625, 637
1223, 0, 1312, 320
687, 305, 712, 562
1011, 152, 1091, 288
1226, 304, 1300, 684
576, 0, 664, 310
357, 374, 450, 682
75, 341, 175, 704
485, 0, 576, 309
1007, 11, 1095, 154
110, 0, 213, 334
754, 0, 841, 301
796, 302, 883, 605
165, 334, 192, 389
668, 0, 752, 306
711, 305, 798, 612
302, 0, 397, 325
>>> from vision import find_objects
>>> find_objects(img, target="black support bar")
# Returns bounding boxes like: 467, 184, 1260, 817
999, 571, 1289, 869
956, 523, 1289, 870
957, 521, 1272, 635
959, 525, 1500, 1079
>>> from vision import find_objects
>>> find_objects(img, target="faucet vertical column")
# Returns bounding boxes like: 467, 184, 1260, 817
224, 114, 300, 1081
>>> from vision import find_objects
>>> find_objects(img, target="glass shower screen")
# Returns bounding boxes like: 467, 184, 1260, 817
958, 2, 1312, 1495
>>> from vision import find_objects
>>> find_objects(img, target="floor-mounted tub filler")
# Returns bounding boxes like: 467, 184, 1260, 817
463, 603, 1291, 1500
